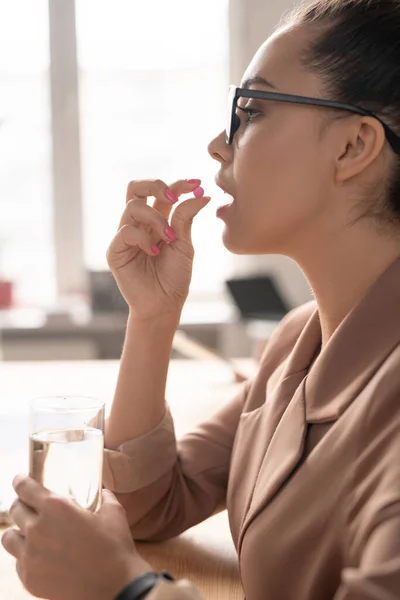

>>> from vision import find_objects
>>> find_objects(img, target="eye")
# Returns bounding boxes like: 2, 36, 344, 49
237, 105, 262, 123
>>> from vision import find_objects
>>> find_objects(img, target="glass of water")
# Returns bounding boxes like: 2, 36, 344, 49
29, 396, 105, 512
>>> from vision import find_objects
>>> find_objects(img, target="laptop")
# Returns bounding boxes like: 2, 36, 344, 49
225, 275, 289, 321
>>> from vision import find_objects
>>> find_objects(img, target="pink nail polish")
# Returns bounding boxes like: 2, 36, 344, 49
152, 245, 160, 255
164, 226, 177, 241
165, 189, 179, 203
193, 186, 205, 198
187, 179, 201, 185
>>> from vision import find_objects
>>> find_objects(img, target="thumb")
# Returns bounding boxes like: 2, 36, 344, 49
99, 489, 125, 520
170, 196, 211, 243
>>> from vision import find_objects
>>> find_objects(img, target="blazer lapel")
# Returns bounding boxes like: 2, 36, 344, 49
236, 309, 321, 553
238, 377, 307, 554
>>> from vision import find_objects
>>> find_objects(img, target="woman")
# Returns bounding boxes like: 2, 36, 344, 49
3, 0, 400, 598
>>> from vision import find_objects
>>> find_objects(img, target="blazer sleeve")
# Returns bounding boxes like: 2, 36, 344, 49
102, 302, 315, 543
333, 394, 400, 600
103, 380, 251, 541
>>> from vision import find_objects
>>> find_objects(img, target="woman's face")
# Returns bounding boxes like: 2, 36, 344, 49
208, 25, 349, 256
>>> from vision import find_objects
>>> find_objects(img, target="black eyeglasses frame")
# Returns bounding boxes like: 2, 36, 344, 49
226, 85, 400, 154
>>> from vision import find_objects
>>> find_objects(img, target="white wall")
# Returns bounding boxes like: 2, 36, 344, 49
228, 0, 312, 308
229, 0, 297, 84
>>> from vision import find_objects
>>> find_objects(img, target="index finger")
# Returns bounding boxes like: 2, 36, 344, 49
153, 179, 203, 219
126, 179, 203, 221
126, 179, 173, 204
13, 474, 51, 512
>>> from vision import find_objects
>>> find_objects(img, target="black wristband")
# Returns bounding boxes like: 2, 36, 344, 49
115, 571, 175, 600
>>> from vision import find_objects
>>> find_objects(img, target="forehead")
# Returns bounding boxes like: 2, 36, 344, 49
242, 25, 322, 97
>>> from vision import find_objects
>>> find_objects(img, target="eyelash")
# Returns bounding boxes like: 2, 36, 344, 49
237, 106, 262, 123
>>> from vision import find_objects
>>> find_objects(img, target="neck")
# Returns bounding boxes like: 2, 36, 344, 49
291, 225, 400, 348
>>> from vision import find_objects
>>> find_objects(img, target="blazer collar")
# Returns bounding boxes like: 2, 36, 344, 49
306, 256, 400, 422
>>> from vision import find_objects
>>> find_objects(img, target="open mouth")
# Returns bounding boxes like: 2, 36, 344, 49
216, 194, 234, 218
215, 177, 235, 217
215, 177, 232, 195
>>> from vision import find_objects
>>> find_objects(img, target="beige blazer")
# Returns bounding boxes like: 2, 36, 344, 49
103, 257, 400, 600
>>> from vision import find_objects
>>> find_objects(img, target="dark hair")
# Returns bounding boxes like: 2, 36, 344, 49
284, 0, 400, 227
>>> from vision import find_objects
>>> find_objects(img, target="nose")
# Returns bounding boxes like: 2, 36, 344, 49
208, 130, 231, 164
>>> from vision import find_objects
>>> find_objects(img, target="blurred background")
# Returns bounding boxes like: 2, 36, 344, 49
0, 0, 312, 361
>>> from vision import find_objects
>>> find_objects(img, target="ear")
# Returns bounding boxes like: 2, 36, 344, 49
334, 116, 386, 184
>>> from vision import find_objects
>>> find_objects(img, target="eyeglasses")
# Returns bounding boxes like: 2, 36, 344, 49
226, 85, 400, 154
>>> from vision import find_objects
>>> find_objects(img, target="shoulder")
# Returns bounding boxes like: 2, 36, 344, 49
344, 364, 400, 579
359, 343, 400, 435
349, 345, 400, 529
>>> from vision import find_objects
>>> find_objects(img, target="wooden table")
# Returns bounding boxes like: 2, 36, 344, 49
0, 359, 256, 599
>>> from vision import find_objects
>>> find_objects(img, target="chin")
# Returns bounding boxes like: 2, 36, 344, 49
222, 229, 257, 255
222, 228, 285, 256
222, 229, 241, 254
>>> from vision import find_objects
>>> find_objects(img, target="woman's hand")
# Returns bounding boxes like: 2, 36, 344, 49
106, 179, 210, 321
2, 475, 152, 600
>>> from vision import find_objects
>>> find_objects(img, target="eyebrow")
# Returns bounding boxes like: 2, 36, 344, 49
241, 76, 277, 90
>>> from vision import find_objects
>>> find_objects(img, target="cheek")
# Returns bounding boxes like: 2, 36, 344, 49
231, 124, 327, 250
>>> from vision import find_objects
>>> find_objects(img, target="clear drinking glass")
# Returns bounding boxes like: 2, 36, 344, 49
29, 396, 105, 512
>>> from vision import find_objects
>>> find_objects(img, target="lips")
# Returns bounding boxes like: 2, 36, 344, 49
214, 177, 233, 196
214, 177, 235, 219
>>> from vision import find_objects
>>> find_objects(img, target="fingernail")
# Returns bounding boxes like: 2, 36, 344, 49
164, 225, 177, 241
152, 245, 160, 255
193, 186, 205, 198
165, 189, 179, 203
187, 179, 201, 185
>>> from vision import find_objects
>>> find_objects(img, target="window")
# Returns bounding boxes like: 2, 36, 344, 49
0, 1, 55, 306
76, 0, 231, 297
0, 0, 231, 310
